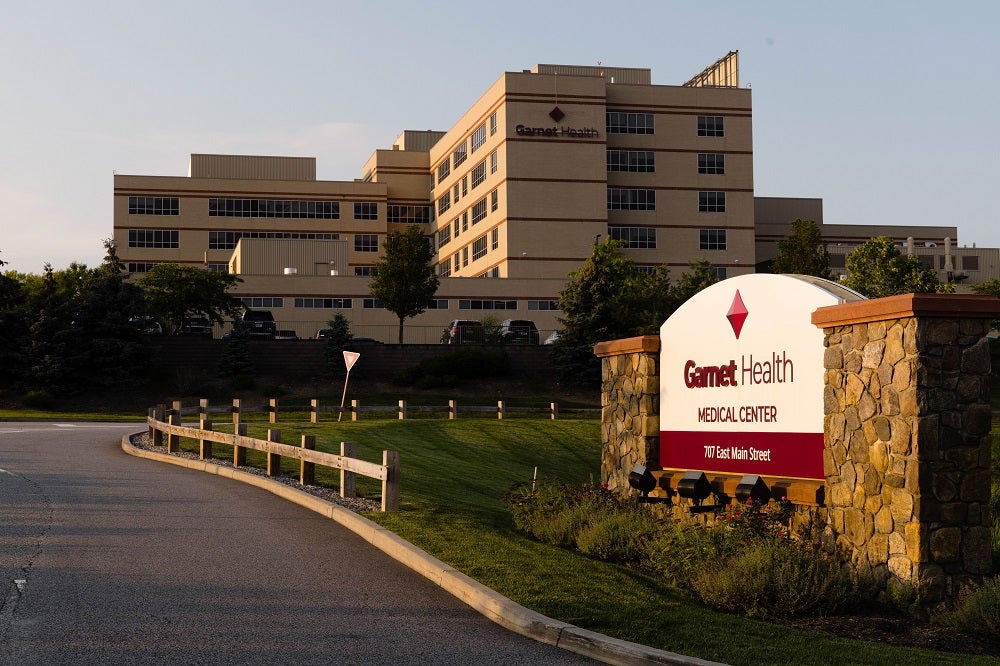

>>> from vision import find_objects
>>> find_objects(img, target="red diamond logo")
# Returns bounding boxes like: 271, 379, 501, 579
727, 290, 748, 339
549, 106, 565, 122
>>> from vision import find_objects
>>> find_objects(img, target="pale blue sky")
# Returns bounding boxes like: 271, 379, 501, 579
1, 0, 996, 273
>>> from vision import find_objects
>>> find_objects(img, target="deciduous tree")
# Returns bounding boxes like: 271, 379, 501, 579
368, 225, 439, 344
842, 236, 953, 298
137, 263, 243, 333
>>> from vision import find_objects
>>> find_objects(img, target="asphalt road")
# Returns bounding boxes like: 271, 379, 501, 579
0, 423, 595, 665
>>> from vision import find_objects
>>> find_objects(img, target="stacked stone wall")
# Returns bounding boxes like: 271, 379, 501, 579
820, 312, 994, 602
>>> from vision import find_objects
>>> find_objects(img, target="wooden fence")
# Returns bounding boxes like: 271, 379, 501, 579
146, 404, 400, 511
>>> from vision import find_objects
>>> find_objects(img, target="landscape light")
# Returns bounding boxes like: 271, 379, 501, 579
676, 471, 711, 503
735, 475, 771, 504
627, 464, 669, 504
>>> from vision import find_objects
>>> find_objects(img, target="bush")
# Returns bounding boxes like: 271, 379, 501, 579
690, 539, 868, 619
22, 389, 55, 410
394, 348, 510, 386
945, 576, 1000, 638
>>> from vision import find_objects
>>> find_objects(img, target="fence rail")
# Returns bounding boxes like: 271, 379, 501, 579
174, 397, 599, 423
146, 404, 400, 511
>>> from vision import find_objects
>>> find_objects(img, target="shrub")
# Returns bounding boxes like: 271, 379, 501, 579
576, 510, 661, 563
394, 348, 510, 386
690, 539, 868, 619
945, 576, 1000, 638
22, 389, 55, 410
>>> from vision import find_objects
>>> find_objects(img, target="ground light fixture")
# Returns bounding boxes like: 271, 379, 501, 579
627, 464, 669, 504
735, 474, 771, 504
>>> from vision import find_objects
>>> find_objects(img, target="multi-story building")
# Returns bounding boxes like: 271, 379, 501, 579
114, 53, 755, 341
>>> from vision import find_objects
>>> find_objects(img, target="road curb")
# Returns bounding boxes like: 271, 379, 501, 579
122, 433, 726, 666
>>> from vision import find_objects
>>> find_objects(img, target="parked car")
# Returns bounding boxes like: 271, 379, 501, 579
181, 317, 213, 337
500, 319, 540, 345
239, 309, 277, 339
444, 320, 483, 344
129, 316, 162, 335
274, 329, 299, 340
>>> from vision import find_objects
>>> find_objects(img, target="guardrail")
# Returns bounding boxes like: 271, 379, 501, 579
146, 404, 400, 511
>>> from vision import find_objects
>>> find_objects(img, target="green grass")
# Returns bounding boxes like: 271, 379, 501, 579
166, 411, 993, 665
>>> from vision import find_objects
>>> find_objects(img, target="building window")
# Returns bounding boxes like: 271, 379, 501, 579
963, 256, 979, 270
609, 226, 656, 249
453, 183, 460, 203
490, 189, 498, 211
387, 205, 432, 224
491, 228, 499, 250
606, 111, 654, 134
472, 234, 488, 260
471, 123, 487, 152
459, 299, 517, 310
699, 229, 727, 250
208, 231, 338, 250
208, 198, 339, 219
453, 142, 468, 168
697, 115, 724, 137
354, 266, 376, 276
239, 297, 283, 308
206, 263, 229, 273
608, 188, 655, 211
363, 298, 384, 309
462, 247, 469, 267
127, 262, 156, 273
354, 234, 379, 252
471, 198, 487, 224
294, 297, 353, 309
698, 191, 726, 212
128, 196, 179, 215
698, 153, 725, 174
489, 151, 498, 174
354, 202, 378, 220
452, 253, 460, 273
437, 226, 451, 248
462, 211, 468, 232
439, 261, 451, 277
128, 229, 179, 248
471, 160, 487, 188
709, 266, 728, 280
607, 150, 654, 173
527, 300, 559, 311
437, 192, 451, 215
489, 112, 497, 136
437, 159, 451, 183
426, 299, 449, 309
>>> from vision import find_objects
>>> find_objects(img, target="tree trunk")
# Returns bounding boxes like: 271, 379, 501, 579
397, 317, 404, 344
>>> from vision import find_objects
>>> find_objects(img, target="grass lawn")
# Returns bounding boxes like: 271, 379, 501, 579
165, 408, 995, 666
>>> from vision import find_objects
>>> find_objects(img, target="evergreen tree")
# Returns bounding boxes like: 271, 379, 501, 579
323, 312, 353, 377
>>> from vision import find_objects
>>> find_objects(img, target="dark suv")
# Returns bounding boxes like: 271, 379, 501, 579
239, 309, 277, 339
500, 319, 540, 345
444, 320, 483, 344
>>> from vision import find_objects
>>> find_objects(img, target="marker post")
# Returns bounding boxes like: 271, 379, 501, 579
339, 351, 361, 422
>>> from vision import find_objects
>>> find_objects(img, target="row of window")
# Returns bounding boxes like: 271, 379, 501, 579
605, 113, 726, 137
208, 231, 339, 250
129, 197, 422, 222
240, 297, 561, 312
606, 150, 726, 174
128, 196, 179, 216
607, 226, 729, 251
606, 189, 728, 212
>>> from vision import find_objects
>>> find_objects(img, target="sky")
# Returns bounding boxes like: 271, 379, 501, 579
1, 1, 997, 274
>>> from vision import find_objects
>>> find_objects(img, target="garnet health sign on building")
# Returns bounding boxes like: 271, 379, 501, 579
659, 274, 864, 480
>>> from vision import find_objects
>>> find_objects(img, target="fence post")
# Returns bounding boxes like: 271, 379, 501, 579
300, 435, 315, 485
340, 442, 356, 499
232, 398, 242, 426
167, 413, 180, 453
233, 423, 247, 467
199, 418, 213, 460
266, 428, 281, 476
351, 399, 359, 422
148, 407, 157, 444
199, 398, 209, 420
382, 450, 400, 512
269, 398, 278, 424
398, 400, 407, 420
449, 399, 458, 420
310, 399, 320, 424
172, 400, 182, 423
551, 402, 559, 420
497, 400, 505, 420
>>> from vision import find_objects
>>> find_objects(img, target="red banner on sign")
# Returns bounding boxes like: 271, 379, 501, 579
660, 430, 824, 479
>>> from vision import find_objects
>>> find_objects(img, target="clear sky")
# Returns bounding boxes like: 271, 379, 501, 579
1, 0, 997, 274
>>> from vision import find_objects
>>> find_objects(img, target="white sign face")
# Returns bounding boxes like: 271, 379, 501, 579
343, 351, 361, 372
659, 274, 863, 480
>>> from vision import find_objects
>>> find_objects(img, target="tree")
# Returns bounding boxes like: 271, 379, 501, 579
368, 225, 439, 344
323, 312, 353, 376
771, 219, 831, 279
552, 239, 718, 384
970, 279, 1000, 331
137, 263, 243, 334
842, 236, 954, 298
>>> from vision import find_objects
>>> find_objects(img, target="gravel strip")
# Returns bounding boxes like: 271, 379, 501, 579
129, 431, 382, 513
